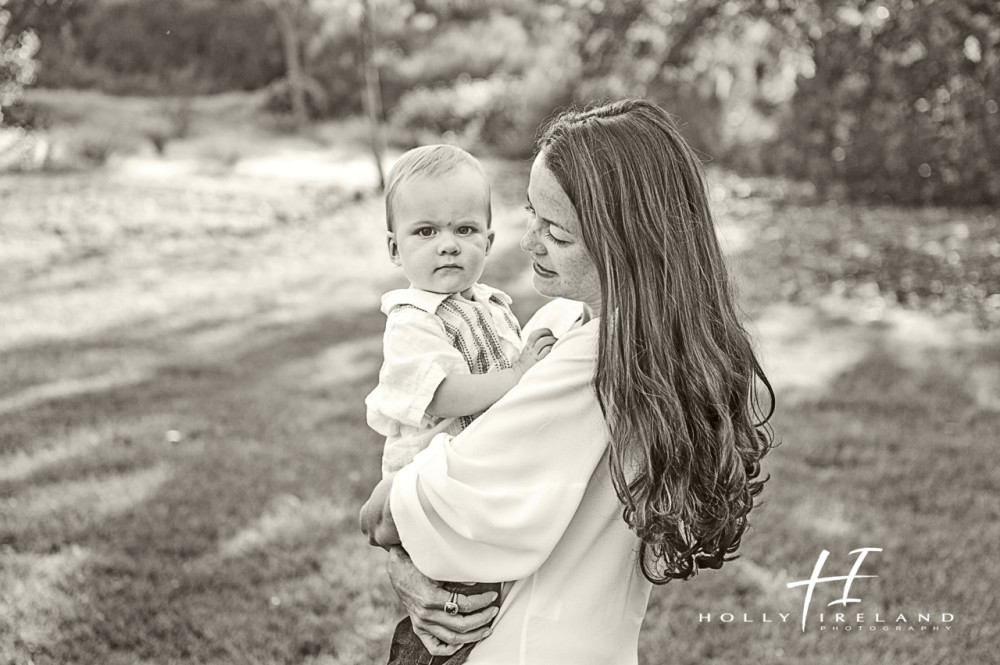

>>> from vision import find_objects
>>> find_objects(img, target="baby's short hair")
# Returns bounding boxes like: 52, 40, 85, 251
385, 144, 491, 231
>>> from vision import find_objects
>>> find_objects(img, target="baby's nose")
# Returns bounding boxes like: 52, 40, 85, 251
438, 235, 460, 254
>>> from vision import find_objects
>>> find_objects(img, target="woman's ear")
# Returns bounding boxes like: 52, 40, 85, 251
387, 232, 401, 266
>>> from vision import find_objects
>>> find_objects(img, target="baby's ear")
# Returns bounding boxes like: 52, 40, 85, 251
386, 232, 401, 266
485, 228, 496, 256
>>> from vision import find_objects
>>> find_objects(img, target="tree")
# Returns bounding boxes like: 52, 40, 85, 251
0, 0, 39, 125
762, 0, 1000, 204
360, 0, 386, 189
555, 0, 1000, 204
260, 0, 312, 127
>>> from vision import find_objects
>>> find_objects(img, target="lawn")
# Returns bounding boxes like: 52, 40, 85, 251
1, 92, 997, 664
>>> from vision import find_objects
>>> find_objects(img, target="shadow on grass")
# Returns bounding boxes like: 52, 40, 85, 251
636, 302, 999, 665
7, 218, 996, 663
1, 236, 547, 664
1, 293, 401, 662
640, 307, 1000, 665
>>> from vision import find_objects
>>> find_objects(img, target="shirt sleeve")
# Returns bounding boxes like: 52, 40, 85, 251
365, 307, 471, 431
389, 323, 608, 582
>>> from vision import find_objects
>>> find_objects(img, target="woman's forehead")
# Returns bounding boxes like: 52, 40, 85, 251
528, 154, 577, 224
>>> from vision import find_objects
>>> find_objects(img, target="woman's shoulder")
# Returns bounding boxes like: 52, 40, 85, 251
523, 299, 589, 338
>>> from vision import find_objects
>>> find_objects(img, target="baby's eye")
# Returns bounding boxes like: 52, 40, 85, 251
415, 227, 436, 238
456, 225, 475, 236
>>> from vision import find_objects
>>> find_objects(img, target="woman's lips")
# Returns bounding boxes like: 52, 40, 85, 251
532, 262, 557, 277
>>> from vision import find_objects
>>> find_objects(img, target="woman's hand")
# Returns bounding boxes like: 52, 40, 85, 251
387, 547, 498, 656
360, 475, 401, 550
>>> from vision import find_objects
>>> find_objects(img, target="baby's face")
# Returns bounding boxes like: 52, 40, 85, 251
388, 167, 493, 297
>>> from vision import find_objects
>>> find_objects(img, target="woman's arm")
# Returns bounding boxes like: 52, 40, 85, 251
359, 474, 400, 549
364, 329, 559, 541
361, 493, 498, 652
390, 324, 606, 583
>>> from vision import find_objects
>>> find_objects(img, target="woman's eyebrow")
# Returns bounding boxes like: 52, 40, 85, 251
526, 194, 570, 232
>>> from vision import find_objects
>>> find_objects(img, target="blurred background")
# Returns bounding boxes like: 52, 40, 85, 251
1, 0, 998, 663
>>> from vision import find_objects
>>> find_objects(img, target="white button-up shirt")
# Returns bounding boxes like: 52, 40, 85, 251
366, 283, 522, 476
391, 299, 652, 665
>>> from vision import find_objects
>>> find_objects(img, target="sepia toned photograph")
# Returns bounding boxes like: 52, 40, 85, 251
1, 0, 997, 663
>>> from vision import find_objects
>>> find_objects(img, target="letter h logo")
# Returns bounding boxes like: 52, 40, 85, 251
786, 548, 882, 631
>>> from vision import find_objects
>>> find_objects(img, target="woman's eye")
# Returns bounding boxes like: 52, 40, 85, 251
524, 204, 536, 217
544, 225, 570, 246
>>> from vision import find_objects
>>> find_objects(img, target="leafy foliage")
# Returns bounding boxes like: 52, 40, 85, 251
6, 0, 284, 94
0, 0, 39, 124
261, 76, 329, 119
5, 0, 999, 204
718, 173, 1000, 328
762, 0, 1000, 205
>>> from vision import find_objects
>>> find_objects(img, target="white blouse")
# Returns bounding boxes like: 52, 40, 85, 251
391, 299, 652, 665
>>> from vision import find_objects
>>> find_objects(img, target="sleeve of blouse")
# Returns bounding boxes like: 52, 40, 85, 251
389, 325, 607, 582
365, 308, 471, 431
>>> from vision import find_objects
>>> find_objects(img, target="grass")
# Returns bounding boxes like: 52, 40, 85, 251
1, 92, 998, 664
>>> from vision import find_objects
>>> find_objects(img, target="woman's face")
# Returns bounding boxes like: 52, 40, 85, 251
521, 152, 602, 316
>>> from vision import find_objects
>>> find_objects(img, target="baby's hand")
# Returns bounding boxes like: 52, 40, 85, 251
514, 328, 557, 375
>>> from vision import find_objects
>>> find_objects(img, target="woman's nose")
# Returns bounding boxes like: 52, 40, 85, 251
520, 220, 543, 254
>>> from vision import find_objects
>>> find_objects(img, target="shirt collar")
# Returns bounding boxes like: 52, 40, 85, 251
380, 283, 509, 315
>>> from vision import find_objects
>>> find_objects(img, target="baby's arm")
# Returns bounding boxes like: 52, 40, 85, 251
426, 328, 556, 418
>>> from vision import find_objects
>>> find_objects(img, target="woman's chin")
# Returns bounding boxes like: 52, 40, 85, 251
531, 274, 560, 297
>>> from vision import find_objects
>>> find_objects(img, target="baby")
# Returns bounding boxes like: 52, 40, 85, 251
366, 144, 555, 477
365, 144, 555, 664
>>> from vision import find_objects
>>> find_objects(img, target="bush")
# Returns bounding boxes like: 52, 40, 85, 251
0, 98, 49, 129
1, 3, 40, 125
71, 129, 122, 166
307, 33, 364, 117
390, 78, 503, 143
771, 1, 1000, 206
10, 0, 283, 95
389, 13, 531, 90
753, 202, 1000, 328
390, 65, 576, 158
261, 76, 329, 121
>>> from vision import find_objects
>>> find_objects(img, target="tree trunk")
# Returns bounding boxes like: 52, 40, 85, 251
360, 0, 386, 191
267, 0, 309, 128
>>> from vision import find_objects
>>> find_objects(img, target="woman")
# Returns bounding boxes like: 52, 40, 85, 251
361, 99, 774, 664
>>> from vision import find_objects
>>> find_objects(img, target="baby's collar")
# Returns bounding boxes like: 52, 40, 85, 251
380, 283, 506, 315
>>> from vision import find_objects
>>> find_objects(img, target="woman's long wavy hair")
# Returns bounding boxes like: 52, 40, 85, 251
537, 99, 775, 584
